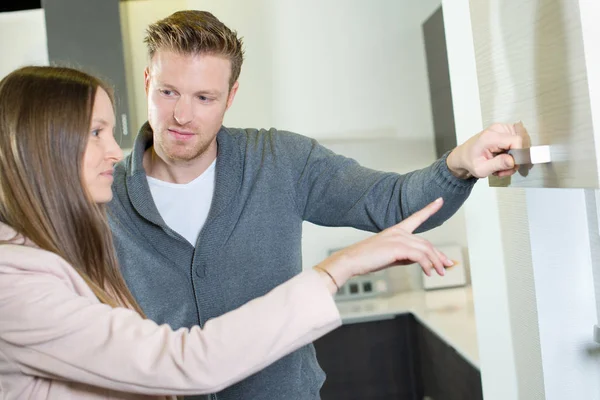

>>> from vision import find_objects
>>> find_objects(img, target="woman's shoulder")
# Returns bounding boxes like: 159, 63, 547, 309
0, 222, 74, 277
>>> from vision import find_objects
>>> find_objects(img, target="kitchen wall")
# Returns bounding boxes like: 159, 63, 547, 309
0, 8, 49, 79
267, 0, 439, 141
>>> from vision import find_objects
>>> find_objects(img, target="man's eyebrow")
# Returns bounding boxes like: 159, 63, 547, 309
194, 89, 222, 97
157, 82, 222, 97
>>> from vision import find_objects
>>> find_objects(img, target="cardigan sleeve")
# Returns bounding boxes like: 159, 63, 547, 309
273, 130, 476, 233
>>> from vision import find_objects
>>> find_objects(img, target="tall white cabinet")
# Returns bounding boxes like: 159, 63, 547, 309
443, 0, 600, 399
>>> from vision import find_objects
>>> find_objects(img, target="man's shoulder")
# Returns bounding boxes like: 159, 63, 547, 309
222, 126, 315, 149
111, 154, 131, 198
109, 154, 134, 215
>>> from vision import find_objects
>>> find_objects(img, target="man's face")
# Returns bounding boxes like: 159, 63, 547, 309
145, 50, 238, 163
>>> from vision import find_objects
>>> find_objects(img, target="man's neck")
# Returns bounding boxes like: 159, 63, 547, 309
143, 145, 217, 184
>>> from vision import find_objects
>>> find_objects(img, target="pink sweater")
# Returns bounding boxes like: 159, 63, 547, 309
0, 223, 341, 399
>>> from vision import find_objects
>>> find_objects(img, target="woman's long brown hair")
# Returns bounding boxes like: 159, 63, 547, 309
0, 66, 144, 315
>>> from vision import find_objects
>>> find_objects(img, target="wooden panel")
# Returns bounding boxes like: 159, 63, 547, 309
470, 0, 600, 188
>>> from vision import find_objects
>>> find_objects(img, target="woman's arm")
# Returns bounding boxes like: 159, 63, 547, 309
0, 197, 448, 396
0, 252, 340, 396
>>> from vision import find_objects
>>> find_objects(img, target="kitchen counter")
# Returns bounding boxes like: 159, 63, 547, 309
335, 286, 479, 368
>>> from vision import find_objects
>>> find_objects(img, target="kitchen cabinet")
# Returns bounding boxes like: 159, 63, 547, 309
314, 314, 483, 400
42, 0, 133, 148
314, 315, 419, 399
469, 0, 600, 188
423, 6, 457, 159
444, 1, 600, 398
414, 319, 484, 400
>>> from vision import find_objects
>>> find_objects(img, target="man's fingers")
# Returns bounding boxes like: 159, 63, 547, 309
395, 198, 444, 234
495, 166, 519, 177
487, 122, 518, 136
485, 128, 523, 151
478, 153, 515, 177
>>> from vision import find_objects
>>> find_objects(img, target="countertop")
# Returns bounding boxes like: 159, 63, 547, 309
335, 286, 479, 368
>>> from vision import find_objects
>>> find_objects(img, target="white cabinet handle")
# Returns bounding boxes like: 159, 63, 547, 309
507, 146, 552, 165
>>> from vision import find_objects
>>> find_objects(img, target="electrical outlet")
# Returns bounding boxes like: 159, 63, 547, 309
327, 247, 390, 301
334, 271, 389, 301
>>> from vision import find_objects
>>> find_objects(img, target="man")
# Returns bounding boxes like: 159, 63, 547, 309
109, 10, 521, 400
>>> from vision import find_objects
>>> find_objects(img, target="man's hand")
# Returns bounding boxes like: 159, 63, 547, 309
446, 123, 524, 179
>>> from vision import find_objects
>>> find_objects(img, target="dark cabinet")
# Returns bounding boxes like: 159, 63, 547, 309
42, 0, 133, 148
414, 319, 484, 400
314, 315, 421, 399
423, 6, 457, 160
314, 314, 483, 400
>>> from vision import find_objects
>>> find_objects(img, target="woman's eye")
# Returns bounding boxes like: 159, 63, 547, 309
91, 129, 101, 137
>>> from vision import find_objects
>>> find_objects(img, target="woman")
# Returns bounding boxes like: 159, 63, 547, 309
0, 66, 451, 400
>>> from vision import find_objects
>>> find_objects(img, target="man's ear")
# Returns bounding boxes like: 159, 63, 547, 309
226, 81, 239, 111
144, 67, 151, 96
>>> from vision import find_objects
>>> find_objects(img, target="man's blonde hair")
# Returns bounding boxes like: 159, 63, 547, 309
145, 10, 245, 89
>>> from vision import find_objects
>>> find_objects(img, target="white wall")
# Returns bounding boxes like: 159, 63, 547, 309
0, 9, 49, 79
269, 0, 441, 141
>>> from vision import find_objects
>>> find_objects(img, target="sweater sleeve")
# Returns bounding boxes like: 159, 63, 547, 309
277, 131, 477, 233
0, 252, 341, 396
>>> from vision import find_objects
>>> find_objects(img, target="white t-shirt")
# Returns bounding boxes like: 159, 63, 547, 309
147, 160, 216, 245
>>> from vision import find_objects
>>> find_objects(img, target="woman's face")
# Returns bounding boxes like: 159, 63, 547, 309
82, 88, 123, 203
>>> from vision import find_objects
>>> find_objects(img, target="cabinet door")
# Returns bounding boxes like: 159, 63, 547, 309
42, 0, 133, 149
313, 315, 420, 400
470, 0, 600, 188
